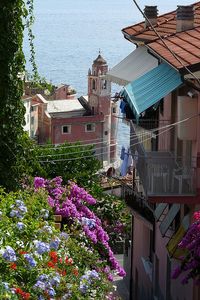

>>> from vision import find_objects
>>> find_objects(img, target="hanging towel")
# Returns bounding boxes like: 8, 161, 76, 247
120, 151, 129, 176
120, 146, 125, 160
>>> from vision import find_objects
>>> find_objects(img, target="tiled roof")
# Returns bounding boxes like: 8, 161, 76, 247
147, 26, 200, 71
122, 2, 200, 43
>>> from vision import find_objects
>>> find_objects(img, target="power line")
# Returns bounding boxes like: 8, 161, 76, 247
36, 143, 117, 158
34, 112, 200, 152
38, 124, 174, 163
39, 149, 116, 163
36, 136, 107, 147
35, 112, 199, 156
32, 138, 116, 151
132, 0, 200, 86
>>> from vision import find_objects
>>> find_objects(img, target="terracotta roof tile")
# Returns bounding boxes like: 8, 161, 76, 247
122, 2, 200, 43
147, 27, 200, 70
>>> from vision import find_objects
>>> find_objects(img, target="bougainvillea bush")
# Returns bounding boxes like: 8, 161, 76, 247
172, 211, 200, 285
0, 177, 125, 299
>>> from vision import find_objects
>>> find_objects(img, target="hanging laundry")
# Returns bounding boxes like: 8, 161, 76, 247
119, 100, 126, 114
120, 147, 133, 176
120, 146, 125, 160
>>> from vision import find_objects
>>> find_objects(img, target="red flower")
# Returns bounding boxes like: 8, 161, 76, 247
15, 287, 23, 294
10, 263, 17, 270
47, 261, 55, 268
49, 251, 58, 263
22, 292, 30, 300
61, 270, 66, 276
19, 250, 27, 255
72, 268, 79, 276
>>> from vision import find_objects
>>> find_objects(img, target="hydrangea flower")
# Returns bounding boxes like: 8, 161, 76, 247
50, 238, 60, 250
2, 246, 17, 262
79, 282, 88, 294
40, 209, 49, 219
35, 241, 50, 255
10, 200, 27, 219
34, 280, 46, 290
24, 254, 37, 267
41, 225, 52, 234
50, 274, 60, 287
17, 222, 25, 231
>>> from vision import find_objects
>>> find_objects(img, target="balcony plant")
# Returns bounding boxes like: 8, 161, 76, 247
172, 211, 200, 285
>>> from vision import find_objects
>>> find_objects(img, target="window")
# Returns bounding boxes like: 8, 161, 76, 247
112, 107, 116, 114
85, 123, 95, 132
104, 131, 108, 136
102, 80, 107, 89
92, 79, 96, 90
31, 116, 34, 125
62, 125, 71, 134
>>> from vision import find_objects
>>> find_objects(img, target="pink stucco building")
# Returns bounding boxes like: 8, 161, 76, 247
23, 54, 118, 165
107, 2, 200, 299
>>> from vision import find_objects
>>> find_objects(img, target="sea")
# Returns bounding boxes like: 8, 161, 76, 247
23, 0, 192, 153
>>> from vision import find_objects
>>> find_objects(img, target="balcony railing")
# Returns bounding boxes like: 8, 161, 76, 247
130, 121, 197, 196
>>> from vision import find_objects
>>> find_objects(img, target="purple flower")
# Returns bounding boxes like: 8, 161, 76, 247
50, 238, 60, 250
34, 280, 46, 290
17, 222, 25, 231
2, 246, 17, 262
79, 283, 88, 294
35, 241, 50, 255
40, 209, 49, 219
171, 266, 182, 279
47, 287, 55, 296
24, 254, 37, 267
60, 232, 69, 240
108, 274, 113, 281
34, 177, 46, 189
50, 274, 60, 287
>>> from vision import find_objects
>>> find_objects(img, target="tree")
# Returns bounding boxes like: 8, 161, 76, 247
0, 1, 26, 190
31, 142, 101, 186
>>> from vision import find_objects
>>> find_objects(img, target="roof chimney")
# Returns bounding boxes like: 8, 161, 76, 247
144, 6, 158, 28
176, 5, 194, 32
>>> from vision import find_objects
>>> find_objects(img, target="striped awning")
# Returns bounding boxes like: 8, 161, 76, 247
104, 46, 158, 86
121, 63, 183, 117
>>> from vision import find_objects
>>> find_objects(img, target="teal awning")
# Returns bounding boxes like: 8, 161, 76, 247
121, 63, 183, 116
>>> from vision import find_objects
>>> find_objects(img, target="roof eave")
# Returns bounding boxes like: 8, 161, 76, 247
123, 32, 154, 44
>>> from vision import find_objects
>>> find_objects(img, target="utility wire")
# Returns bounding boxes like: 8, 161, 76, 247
36, 143, 117, 158
34, 112, 199, 154
36, 136, 108, 147
132, 0, 200, 86
38, 124, 174, 163
32, 138, 116, 151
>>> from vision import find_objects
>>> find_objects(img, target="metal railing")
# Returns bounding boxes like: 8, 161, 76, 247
130, 121, 197, 196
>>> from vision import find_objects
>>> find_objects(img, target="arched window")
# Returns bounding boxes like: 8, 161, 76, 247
102, 80, 107, 89
92, 79, 96, 90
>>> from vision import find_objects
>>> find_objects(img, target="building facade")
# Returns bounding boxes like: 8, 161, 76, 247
23, 54, 118, 165
106, 2, 200, 299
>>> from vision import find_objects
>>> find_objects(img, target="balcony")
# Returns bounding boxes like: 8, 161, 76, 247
130, 121, 197, 200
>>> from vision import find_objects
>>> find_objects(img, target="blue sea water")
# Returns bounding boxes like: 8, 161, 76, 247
23, 0, 192, 151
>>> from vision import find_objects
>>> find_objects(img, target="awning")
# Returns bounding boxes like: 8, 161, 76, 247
104, 46, 158, 86
154, 203, 168, 221
159, 204, 181, 237
121, 63, 183, 117
166, 214, 190, 259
